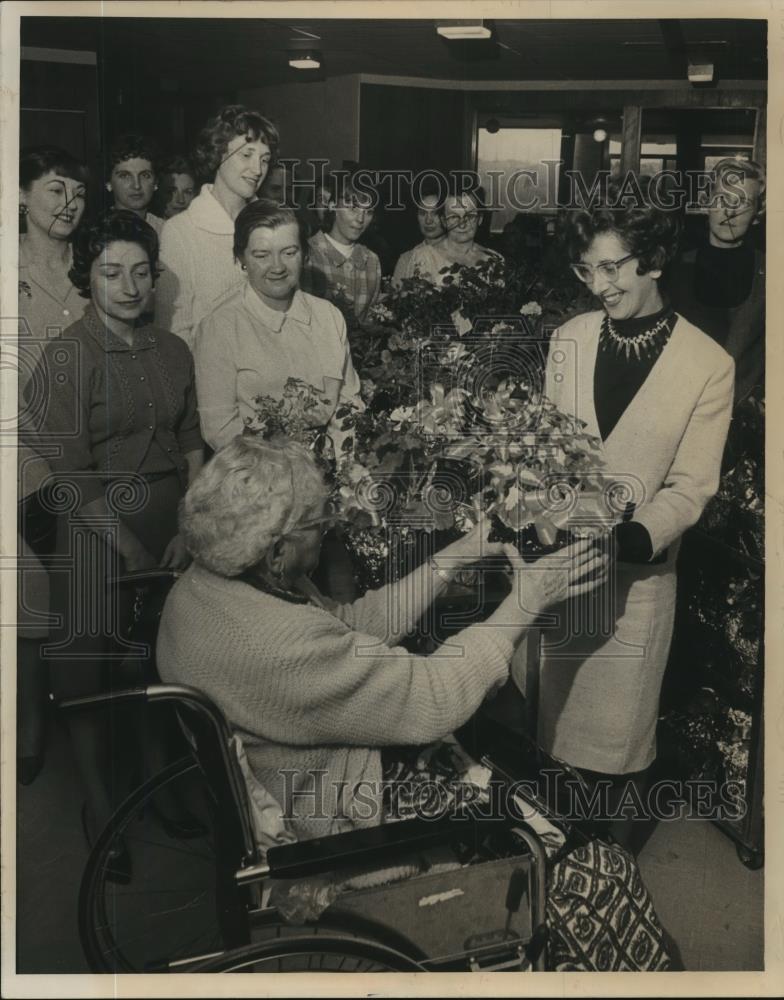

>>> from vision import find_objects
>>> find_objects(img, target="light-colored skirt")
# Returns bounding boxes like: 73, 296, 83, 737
512, 560, 677, 774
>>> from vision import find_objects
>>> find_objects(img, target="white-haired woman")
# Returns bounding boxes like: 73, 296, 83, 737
157, 435, 607, 846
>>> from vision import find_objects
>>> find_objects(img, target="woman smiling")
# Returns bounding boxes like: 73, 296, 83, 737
17, 145, 89, 785
155, 105, 279, 349
404, 187, 501, 285
510, 181, 734, 850
193, 199, 361, 452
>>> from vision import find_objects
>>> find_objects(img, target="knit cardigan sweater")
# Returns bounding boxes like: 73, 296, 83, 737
154, 185, 244, 349
156, 564, 513, 841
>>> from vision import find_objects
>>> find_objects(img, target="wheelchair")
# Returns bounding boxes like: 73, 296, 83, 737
59, 571, 595, 975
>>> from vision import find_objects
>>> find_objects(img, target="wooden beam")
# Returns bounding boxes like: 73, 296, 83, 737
620, 106, 642, 174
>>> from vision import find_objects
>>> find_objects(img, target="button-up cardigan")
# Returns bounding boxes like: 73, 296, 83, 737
24, 305, 203, 511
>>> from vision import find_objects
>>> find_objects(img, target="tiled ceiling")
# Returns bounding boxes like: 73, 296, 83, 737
21, 16, 767, 91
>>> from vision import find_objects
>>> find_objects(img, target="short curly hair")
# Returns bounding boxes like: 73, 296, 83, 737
559, 176, 681, 275
69, 211, 159, 298
233, 199, 310, 261
180, 435, 329, 577
107, 133, 160, 174
192, 105, 279, 182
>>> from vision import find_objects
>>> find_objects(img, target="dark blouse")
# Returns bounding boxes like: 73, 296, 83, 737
593, 304, 677, 564
24, 305, 203, 511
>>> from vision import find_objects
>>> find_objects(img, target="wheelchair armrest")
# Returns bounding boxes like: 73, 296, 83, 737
265, 811, 514, 881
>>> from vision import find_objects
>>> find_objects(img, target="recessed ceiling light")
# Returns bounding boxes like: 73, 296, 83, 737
436, 20, 491, 40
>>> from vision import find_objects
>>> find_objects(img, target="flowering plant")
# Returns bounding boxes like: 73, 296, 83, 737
243, 378, 336, 455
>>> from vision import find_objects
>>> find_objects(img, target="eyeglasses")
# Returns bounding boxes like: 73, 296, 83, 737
445, 212, 479, 228
570, 253, 636, 285
286, 503, 343, 537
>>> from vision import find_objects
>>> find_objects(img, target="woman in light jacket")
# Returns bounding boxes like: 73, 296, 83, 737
154, 105, 279, 349
521, 183, 734, 846
193, 200, 361, 452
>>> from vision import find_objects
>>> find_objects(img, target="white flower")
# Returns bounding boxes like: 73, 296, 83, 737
520, 301, 543, 317
390, 405, 416, 424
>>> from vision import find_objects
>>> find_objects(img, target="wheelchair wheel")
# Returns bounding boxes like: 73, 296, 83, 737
191, 934, 426, 972
79, 756, 235, 973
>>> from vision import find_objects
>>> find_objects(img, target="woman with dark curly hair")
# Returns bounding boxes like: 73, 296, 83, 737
105, 133, 164, 235
23, 210, 203, 876
155, 104, 279, 348
508, 180, 735, 849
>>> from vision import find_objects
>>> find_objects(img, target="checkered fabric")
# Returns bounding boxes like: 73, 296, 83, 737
302, 231, 381, 327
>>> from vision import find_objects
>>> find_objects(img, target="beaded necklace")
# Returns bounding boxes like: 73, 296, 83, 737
600, 311, 676, 361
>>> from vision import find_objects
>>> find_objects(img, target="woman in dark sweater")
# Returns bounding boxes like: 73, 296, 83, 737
24, 211, 203, 874
667, 158, 765, 405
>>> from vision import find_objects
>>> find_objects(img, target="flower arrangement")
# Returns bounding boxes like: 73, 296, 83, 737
246, 258, 609, 589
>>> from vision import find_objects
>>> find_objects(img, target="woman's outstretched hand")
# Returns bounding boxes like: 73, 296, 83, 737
435, 514, 507, 570
486, 537, 610, 634
511, 537, 610, 617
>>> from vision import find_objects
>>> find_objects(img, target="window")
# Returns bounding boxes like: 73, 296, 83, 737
609, 136, 678, 178
477, 125, 562, 232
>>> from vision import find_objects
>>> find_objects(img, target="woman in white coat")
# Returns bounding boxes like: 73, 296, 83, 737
154, 105, 278, 349
526, 185, 734, 846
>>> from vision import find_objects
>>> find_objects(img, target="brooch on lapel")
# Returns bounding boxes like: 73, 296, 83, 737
19, 280, 32, 298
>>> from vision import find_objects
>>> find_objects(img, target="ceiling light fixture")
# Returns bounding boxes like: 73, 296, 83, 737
687, 59, 714, 83
288, 37, 322, 70
289, 52, 321, 69
436, 20, 491, 40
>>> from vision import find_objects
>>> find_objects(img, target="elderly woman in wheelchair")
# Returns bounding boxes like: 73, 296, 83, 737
156, 434, 607, 848
71, 434, 679, 973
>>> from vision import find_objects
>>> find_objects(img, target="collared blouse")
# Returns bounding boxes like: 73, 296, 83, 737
301, 230, 381, 325
193, 284, 362, 451
24, 305, 203, 511
18, 236, 85, 375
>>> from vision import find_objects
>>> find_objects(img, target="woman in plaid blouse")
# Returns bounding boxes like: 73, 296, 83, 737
301, 175, 382, 330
